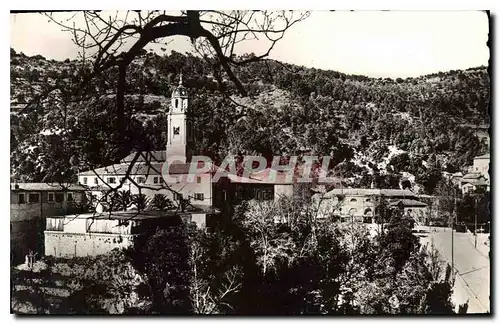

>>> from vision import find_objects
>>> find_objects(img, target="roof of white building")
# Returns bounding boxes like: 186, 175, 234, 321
462, 172, 486, 180
79, 161, 211, 177
11, 183, 87, 191
390, 199, 427, 207
474, 154, 490, 160
121, 150, 167, 163
323, 188, 416, 198
461, 179, 489, 186
47, 206, 220, 221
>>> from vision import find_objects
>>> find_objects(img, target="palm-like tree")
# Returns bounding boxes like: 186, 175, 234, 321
131, 193, 151, 211
150, 194, 174, 211
115, 190, 132, 211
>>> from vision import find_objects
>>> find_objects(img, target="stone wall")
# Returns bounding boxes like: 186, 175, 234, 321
45, 231, 137, 258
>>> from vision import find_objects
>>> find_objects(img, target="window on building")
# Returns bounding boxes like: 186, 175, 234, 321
55, 193, 64, 203
108, 177, 116, 184
67, 193, 73, 202
236, 188, 244, 200
94, 178, 98, 185
196, 176, 202, 184
137, 177, 146, 184
194, 193, 204, 201
83, 177, 88, 185
28, 193, 40, 203
350, 198, 357, 202
263, 189, 273, 200
48, 193, 54, 202
18, 193, 25, 204
154, 177, 159, 184
365, 198, 371, 202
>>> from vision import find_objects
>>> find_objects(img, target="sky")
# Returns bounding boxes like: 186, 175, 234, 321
10, 11, 490, 78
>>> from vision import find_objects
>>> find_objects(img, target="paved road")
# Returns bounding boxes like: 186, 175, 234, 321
417, 227, 490, 314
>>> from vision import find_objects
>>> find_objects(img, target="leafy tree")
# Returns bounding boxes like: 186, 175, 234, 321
378, 213, 418, 274
131, 222, 195, 314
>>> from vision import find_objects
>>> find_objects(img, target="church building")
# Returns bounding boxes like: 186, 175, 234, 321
78, 74, 214, 213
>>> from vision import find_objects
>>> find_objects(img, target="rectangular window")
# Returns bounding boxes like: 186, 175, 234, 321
55, 193, 64, 202
18, 193, 25, 204
137, 177, 146, 184
154, 177, 159, 184
108, 177, 116, 184
196, 176, 202, 184
83, 177, 88, 185
194, 193, 204, 201
28, 193, 40, 203
48, 193, 54, 202
94, 178, 98, 185
67, 193, 73, 202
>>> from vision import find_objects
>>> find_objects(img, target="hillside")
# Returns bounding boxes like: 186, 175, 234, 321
10, 48, 490, 194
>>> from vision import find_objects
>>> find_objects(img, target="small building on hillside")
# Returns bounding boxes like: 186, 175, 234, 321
460, 172, 489, 194
10, 183, 87, 262
313, 188, 429, 225
44, 208, 216, 258
471, 154, 490, 180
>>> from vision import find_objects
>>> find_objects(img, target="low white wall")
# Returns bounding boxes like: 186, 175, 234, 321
44, 231, 137, 258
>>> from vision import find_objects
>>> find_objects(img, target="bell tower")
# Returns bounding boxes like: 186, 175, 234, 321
167, 73, 193, 163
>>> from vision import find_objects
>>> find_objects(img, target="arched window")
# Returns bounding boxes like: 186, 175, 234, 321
350, 198, 357, 202
364, 208, 373, 216
348, 208, 357, 216
176, 98, 179, 108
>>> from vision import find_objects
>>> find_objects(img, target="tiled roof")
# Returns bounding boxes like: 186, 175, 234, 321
462, 172, 485, 180
323, 188, 416, 198
47, 207, 219, 221
79, 163, 164, 176
390, 199, 427, 207
11, 183, 87, 191
79, 161, 213, 177
120, 150, 167, 163
461, 179, 489, 186
226, 168, 295, 184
